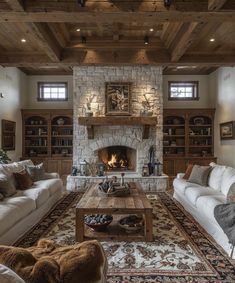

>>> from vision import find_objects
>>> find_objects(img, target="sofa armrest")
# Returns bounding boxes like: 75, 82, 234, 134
44, 172, 60, 179
176, 173, 185, 179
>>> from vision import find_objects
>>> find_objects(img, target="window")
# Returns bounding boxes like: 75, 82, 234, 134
168, 81, 199, 100
37, 82, 68, 101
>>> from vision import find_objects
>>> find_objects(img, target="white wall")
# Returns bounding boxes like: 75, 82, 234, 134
0, 67, 27, 161
25, 75, 73, 109
163, 75, 211, 108
209, 67, 235, 167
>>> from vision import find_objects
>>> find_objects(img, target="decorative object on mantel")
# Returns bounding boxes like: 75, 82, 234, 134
220, 121, 235, 140
96, 162, 105, 176
142, 165, 149, 176
140, 88, 157, 116
85, 93, 95, 117
105, 82, 131, 116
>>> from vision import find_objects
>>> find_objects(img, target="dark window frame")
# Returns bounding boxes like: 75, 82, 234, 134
168, 81, 199, 101
37, 82, 68, 101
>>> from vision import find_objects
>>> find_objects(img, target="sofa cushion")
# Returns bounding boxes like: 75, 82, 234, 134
34, 179, 63, 196
208, 164, 226, 191
0, 264, 25, 283
187, 165, 211, 186
184, 186, 222, 206
220, 166, 235, 197
26, 163, 45, 182
22, 187, 50, 208
0, 196, 36, 237
13, 170, 33, 190
174, 178, 202, 196
196, 195, 226, 223
0, 173, 17, 197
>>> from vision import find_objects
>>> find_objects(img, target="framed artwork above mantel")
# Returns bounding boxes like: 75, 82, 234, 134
105, 82, 131, 116
1, 119, 16, 150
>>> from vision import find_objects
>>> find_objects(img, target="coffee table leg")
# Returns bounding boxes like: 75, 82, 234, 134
145, 209, 153, 242
76, 209, 84, 242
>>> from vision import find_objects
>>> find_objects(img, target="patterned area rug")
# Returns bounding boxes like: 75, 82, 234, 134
15, 192, 235, 283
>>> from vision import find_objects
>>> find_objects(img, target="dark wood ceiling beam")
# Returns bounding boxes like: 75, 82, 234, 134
1, 51, 235, 66
208, 0, 228, 11
1, 11, 235, 23
26, 23, 61, 62
5, 0, 24, 11
171, 22, 205, 62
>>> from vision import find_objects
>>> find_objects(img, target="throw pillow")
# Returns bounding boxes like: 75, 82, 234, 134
187, 165, 211, 186
13, 170, 33, 190
183, 164, 194, 180
26, 163, 45, 182
0, 173, 17, 197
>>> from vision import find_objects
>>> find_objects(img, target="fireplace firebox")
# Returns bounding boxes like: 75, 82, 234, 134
98, 146, 136, 171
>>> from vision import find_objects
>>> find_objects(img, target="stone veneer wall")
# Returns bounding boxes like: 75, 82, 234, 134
73, 66, 163, 174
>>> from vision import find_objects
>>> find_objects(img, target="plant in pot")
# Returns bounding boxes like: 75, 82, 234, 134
0, 149, 11, 164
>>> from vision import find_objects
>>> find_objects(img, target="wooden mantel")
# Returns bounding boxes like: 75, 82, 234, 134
78, 116, 158, 139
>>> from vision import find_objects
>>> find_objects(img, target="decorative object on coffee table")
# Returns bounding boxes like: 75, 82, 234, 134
105, 82, 131, 116
98, 178, 130, 197
84, 214, 113, 232
118, 214, 144, 233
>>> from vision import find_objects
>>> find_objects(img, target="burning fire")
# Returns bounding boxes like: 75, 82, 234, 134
107, 153, 127, 169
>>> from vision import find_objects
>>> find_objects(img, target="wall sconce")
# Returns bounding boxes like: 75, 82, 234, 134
144, 36, 149, 45
78, 0, 85, 7
164, 0, 172, 8
0, 92, 4, 98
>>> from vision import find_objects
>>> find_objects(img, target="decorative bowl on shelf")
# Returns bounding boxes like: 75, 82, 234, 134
57, 118, 65, 125
118, 215, 144, 233
84, 214, 113, 232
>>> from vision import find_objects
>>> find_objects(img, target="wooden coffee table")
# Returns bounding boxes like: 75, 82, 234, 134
75, 182, 153, 242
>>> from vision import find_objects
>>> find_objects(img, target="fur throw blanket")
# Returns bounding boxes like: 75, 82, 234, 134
0, 239, 107, 283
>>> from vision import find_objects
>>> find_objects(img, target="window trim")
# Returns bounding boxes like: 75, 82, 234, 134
37, 82, 68, 102
168, 81, 199, 101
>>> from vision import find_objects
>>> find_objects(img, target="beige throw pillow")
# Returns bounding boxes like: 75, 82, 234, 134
0, 173, 17, 197
226, 183, 235, 203
187, 165, 211, 186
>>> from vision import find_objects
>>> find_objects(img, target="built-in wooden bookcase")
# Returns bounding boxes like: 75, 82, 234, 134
163, 109, 216, 187
21, 109, 73, 180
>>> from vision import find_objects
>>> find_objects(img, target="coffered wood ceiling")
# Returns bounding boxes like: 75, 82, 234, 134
0, 0, 235, 75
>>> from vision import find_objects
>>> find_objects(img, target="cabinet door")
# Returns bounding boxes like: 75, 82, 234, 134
60, 160, 72, 176
175, 159, 187, 174
163, 159, 174, 176
47, 159, 59, 173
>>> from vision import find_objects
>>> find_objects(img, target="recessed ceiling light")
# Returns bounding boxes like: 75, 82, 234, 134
149, 28, 154, 32
210, 38, 215, 42
76, 28, 81, 32
21, 38, 26, 43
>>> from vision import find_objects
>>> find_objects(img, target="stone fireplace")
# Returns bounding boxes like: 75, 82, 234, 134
73, 66, 163, 176
67, 66, 168, 192
98, 146, 136, 171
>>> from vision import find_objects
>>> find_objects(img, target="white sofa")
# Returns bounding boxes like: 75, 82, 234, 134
173, 162, 235, 258
0, 160, 63, 245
